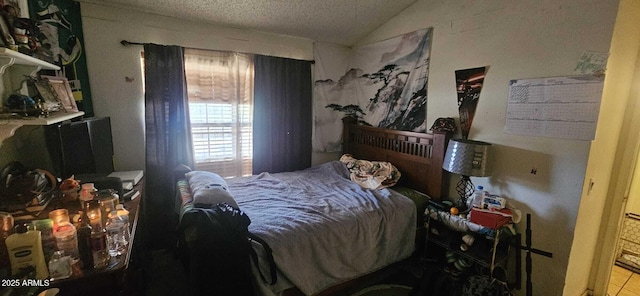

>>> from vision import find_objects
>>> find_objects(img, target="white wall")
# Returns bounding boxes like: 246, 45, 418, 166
357, 1, 619, 295
79, 3, 313, 171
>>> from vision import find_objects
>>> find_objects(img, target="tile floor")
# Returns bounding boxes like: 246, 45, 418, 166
608, 265, 640, 296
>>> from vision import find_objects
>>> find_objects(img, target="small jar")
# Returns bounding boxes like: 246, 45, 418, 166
53, 223, 79, 260
79, 183, 97, 206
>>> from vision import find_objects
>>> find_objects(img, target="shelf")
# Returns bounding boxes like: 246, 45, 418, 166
0, 111, 85, 144
0, 48, 69, 146
1, 111, 84, 125
0, 47, 60, 71
423, 210, 521, 290
427, 221, 510, 269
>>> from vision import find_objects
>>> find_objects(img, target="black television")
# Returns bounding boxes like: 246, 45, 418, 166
44, 117, 115, 179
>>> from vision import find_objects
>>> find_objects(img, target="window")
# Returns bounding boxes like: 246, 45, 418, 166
184, 49, 254, 178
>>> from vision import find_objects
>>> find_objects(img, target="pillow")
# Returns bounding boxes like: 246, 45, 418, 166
185, 171, 239, 209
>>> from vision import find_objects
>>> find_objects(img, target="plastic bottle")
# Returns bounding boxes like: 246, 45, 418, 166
31, 219, 56, 263
115, 204, 130, 245
469, 185, 488, 209
6, 224, 49, 279
105, 206, 129, 256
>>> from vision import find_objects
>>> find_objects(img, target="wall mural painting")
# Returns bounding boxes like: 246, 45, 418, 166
313, 28, 433, 152
455, 66, 487, 139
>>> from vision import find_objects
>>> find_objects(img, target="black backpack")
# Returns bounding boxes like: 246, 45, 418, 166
179, 203, 276, 296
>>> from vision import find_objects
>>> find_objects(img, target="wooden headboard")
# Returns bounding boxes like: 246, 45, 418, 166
342, 117, 451, 200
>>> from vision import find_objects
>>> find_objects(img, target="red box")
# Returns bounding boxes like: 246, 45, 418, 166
469, 208, 512, 229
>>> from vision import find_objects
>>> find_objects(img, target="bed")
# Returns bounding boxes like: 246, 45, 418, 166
174, 117, 452, 295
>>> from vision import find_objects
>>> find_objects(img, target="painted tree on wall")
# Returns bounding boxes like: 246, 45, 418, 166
325, 104, 370, 126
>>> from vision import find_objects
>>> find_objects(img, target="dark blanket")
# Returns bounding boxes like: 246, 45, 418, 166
179, 204, 255, 296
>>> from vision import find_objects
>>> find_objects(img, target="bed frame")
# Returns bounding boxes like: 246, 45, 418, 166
342, 117, 451, 200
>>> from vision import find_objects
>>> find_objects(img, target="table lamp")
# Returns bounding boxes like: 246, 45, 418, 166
442, 139, 492, 209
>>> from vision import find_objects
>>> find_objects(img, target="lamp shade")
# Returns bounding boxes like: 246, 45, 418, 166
442, 139, 491, 177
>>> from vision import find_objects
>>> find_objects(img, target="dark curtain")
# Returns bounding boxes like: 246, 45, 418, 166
253, 55, 312, 174
144, 44, 194, 249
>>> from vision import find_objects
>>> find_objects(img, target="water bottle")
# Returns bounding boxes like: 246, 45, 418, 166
115, 204, 130, 245
105, 209, 128, 257
469, 185, 487, 209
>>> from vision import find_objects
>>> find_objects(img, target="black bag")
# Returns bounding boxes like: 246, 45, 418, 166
0, 161, 57, 209
179, 203, 275, 296
461, 275, 513, 296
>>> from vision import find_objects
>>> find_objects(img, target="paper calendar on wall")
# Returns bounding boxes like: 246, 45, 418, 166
504, 75, 605, 141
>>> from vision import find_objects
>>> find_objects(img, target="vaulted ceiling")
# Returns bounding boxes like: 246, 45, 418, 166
81, 0, 419, 46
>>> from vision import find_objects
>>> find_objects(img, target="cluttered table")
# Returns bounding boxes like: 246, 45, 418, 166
0, 179, 143, 296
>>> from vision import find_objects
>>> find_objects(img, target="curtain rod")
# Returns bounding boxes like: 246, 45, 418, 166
120, 40, 315, 64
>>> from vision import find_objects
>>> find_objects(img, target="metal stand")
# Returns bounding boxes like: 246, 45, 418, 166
455, 175, 474, 210
515, 214, 553, 296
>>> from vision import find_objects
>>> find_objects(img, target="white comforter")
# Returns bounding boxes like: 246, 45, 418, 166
228, 161, 416, 295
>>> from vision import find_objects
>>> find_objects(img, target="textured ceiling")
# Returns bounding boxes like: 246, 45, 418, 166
85, 0, 419, 46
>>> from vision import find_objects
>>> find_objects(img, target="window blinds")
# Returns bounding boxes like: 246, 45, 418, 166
184, 49, 254, 178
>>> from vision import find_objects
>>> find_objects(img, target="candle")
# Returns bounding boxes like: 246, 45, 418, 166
87, 208, 102, 229
48, 209, 70, 233
0, 212, 13, 233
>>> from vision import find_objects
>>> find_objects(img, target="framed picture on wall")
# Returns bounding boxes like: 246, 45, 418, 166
41, 75, 79, 112
22, 77, 61, 113
31, 79, 59, 111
